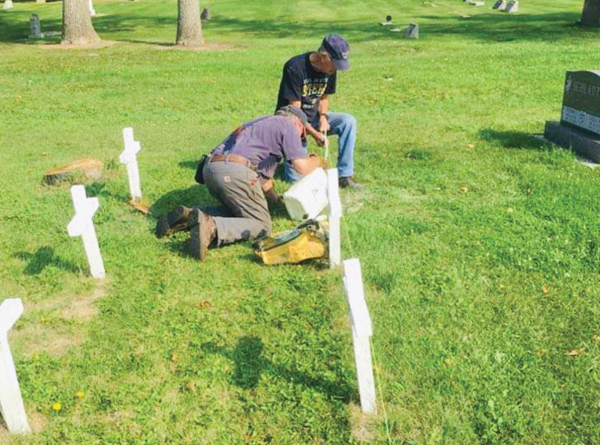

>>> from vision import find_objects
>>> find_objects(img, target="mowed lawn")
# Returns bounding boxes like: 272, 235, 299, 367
2, 0, 600, 443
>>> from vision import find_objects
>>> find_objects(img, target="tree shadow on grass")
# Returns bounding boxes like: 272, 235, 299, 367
14, 246, 82, 275
204, 336, 353, 401
478, 128, 551, 150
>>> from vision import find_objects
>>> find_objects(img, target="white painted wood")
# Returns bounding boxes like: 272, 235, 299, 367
343, 259, 372, 338
67, 185, 105, 278
343, 258, 376, 414
88, 0, 96, 16
352, 333, 376, 414
0, 299, 30, 434
326, 168, 342, 268
120, 127, 142, 202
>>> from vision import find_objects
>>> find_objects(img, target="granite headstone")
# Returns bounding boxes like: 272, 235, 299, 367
545, 71, 600, 162
29, 14, 41, 39
493, 0, 506, 10
505, 0, 519, 13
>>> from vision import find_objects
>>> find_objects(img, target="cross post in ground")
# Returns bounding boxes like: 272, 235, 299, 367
326, 168, 342, 268
120, 127, 142, 203
0, 298, 30, 434
343, 258, 376, 414
67, 185, 105, 278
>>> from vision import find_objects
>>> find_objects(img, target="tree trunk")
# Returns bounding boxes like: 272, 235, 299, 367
176, 0, 203, 46
62, 0, 101, 45
580, 0, 600, 27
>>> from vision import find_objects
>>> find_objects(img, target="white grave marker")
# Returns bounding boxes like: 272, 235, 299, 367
88, 0, 96, 16
343, 259, 376, 414
120, 127, 142, 203
67, 185, 105, 278
0, 298, 30, 434
3, 0, 14, 10
326, 168, 342, 268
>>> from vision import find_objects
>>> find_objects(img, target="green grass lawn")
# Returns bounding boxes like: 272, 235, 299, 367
2, 0, 600, 443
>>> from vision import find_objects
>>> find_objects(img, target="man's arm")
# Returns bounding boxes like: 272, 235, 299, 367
317, 94, 330, 133
292, 155, 321, 176
288, 98, 327, 146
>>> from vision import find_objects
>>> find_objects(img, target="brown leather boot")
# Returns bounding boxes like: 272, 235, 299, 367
189, 209, 216, 261
156, 206, 193, 238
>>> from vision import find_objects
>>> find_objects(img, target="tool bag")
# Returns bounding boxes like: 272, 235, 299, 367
255, 220, 327, 265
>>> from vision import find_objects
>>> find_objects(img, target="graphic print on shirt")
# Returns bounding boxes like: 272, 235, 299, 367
302, 78, 329, 105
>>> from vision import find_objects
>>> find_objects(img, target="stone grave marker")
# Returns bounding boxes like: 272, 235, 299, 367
28, 14, 41, 39
493, 0, 506, 10
505, 0, 518, 12
380, 15, 393, 26
343, 259, 376, 414
0, 298, 30, 434
89, 0, 96, 16
67, 185, 105, 278
405, 23, 419, 39
545, 71, 600, 162
201, 7, 210, 22
3, 0, 13, 10
120, 127, 142, 203
326, 169, 342, 268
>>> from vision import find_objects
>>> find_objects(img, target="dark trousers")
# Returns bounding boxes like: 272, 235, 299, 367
203, 161, 271, 245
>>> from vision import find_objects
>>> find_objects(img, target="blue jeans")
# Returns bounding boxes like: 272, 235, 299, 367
284, 111, 357, 182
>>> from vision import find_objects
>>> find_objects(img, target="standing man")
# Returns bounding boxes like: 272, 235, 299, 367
156, 106, 321, 261
276, 33, 362, 189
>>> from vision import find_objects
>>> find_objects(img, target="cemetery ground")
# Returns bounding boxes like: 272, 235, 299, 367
2, 0, 600, 443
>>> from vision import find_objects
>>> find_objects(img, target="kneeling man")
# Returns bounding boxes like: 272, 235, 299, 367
157, 106, 321, 261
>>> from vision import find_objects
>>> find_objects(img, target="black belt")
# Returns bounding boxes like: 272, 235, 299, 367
209, 154, 257, 171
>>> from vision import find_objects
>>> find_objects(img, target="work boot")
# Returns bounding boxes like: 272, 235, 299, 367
155, 206, 192, 238
189, 209, 216, 261
339, 176, 364, 190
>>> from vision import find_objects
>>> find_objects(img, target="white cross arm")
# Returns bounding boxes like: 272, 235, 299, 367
120, 127, 141, 164
326, 168, 343, 218
67, 197, 99, 237
343, 259, 372, 338
0, 299, 24, 335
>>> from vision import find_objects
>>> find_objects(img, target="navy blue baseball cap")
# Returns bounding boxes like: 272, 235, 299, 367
276, 105, 308, 126
320, 34, 350, 71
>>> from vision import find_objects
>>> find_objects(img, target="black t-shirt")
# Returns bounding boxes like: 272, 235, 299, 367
276, 53, 337, 122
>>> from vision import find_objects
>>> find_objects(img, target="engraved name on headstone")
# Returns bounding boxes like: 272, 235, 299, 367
0, 298, 30, 434
561, 71, 600, 136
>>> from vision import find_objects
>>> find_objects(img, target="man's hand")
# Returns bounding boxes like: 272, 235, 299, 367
311, 131, 328, 147
319, 114, 330, 133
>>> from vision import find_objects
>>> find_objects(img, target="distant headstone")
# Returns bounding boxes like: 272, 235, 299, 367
380, 15, 393, 26
468, 1, 485, 6
493, 0, 506, 10
0, 298, 30, 434
201, 7, 210, 22
3, 0, 13, 10
35, 0, 45, 4
544, 71, 600, 162
67, 185, 105, 278
88, 0, 96, 17
505, 0, 518, 12
28, 14, 42, 40
405, 23, 419, 39
43, 159, 104, 186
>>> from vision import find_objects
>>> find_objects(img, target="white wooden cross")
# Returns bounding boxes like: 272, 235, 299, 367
88, 0, 96, 17
67, 185, 105, 278
343, 259, 376, 414
120, 127, 142, 203
326, 168, 342, 268
0, 298, 30, 434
